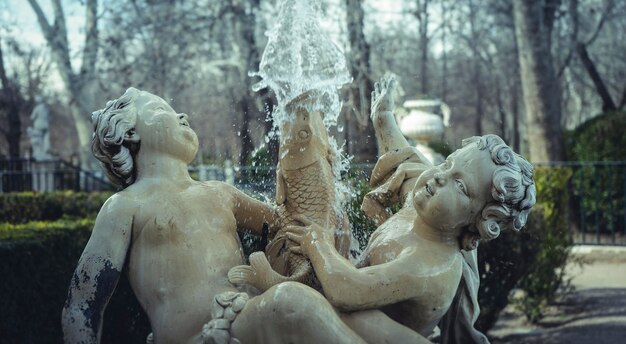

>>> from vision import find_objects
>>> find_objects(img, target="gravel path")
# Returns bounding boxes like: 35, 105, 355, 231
488, 246, 626, 344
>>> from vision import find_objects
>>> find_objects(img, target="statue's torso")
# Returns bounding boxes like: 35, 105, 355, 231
124, 181, 244, 343
361, 207, 463, 336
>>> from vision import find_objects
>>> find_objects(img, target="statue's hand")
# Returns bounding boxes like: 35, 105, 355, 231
228, 252, 274, 288
285, 215, 333, 256
370, 75, 397, 122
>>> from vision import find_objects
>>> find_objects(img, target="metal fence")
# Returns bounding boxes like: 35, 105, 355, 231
1, 159, 624, 245
535, 161, 626, 246
0, 159, 114, 192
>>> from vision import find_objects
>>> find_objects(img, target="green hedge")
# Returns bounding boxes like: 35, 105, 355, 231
567, 111, 626, 161
0, 219, 150, 344
0, 191, 112, 224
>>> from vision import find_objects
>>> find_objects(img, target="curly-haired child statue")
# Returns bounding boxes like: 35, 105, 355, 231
237, 75, 537, 343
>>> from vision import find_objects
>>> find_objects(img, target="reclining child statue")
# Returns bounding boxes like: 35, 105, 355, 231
61, 87, 431, 344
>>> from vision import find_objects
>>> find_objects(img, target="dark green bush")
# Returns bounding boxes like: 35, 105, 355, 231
513, 167, 574, 321
346, 180, 378, 254
567, 111, 626, 237
0, 191, 112, 224
476, 167, 574, 330
0, 220, 150, 344
567, 111, 626, 161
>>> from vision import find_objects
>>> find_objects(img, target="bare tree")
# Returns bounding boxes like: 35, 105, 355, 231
513, 0, 564, 162
228, 0, 275, 166
27, 0, 99, 167
0, 39, 25, 158
345, 0, 377, 162
412, 0, 431, 94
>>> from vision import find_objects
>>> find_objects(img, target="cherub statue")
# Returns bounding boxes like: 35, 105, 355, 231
61, 88, 428, 344
282, 76, 537, 342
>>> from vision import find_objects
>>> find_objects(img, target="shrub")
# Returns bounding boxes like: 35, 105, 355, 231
346, 180, 378, 255
513, 167, 574, 321
0, 219, 150, 344
567, 111, 626, 237
0, 191, 111, 224
567, 111, 626, 161
476, 166, 574, 330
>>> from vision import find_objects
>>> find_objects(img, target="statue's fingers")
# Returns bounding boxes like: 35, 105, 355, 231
375, 81, 382, 98
287, 232, 304, 244
388, 77, 397, 91
289, 246, 303, 255
228, 265, 255, 285
284, 225, 306, 235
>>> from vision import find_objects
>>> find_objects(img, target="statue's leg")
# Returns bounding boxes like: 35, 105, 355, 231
231, 282, 365, 344
340, 309, 432, 344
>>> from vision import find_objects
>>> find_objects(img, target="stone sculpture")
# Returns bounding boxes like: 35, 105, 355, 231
228, 0, 354, 294
229, 91, 350, 292
61, 88, 429, 344
281, 76, 537, 341
27, 95, 51, 160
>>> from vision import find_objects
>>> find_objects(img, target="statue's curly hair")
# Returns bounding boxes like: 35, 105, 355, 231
460, 134, 536, 250
91, 88, 141, 189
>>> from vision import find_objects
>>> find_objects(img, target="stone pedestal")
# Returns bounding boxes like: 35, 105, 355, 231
31, 160, 55, 192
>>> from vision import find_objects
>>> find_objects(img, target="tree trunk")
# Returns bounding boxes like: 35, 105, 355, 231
232, 0, 272, 166
440, 0, 448, 100
345, 0, 377, 162
0, 40, 23, 158
513, 0, 564, 162
576, 42, 616, 112
260, 89, 279, 165
417, 0, 430, 94
27, 0, 98, 168
469, 0, 483, 135
511, 82, 521, 153
238, 99, 255, 167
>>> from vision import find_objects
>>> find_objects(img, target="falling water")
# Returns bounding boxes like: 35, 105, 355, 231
251, 0, 351, 127
251, 0, 360, 259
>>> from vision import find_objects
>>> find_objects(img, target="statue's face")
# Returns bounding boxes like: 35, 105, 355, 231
413, 144, 497, 233
134, 91, 198, 163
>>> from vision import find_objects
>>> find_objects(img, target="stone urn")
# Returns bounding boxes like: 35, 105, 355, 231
398, 99, 450, 164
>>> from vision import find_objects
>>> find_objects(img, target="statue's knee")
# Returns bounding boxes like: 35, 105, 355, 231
267, 282, 322, 318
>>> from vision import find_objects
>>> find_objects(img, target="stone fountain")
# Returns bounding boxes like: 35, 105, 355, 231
61, 1, 537, 343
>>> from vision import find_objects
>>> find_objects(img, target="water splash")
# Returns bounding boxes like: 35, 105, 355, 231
252, 0, 356, 254
251, 0, 352, 128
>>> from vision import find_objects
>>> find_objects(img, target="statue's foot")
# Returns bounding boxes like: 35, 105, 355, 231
228, 252, 275, 290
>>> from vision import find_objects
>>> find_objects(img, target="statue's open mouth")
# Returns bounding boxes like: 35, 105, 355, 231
179, 120, 189, 127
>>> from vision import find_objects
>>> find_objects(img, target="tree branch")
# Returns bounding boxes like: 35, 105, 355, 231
0, 38, 9, 88
557, 0, 578, 78
26, 0, 53, 41
28, 0, 74, 90
80, 0, 99, 77
583, 0, 613, 46
619, 85, 626, 109
576, 42, 616, 111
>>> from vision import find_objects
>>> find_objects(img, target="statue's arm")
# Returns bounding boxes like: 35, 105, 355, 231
229, 184, 278, 237
286, 218, 421, 311
371, 75, 411, 156
61, 195, 133, 344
